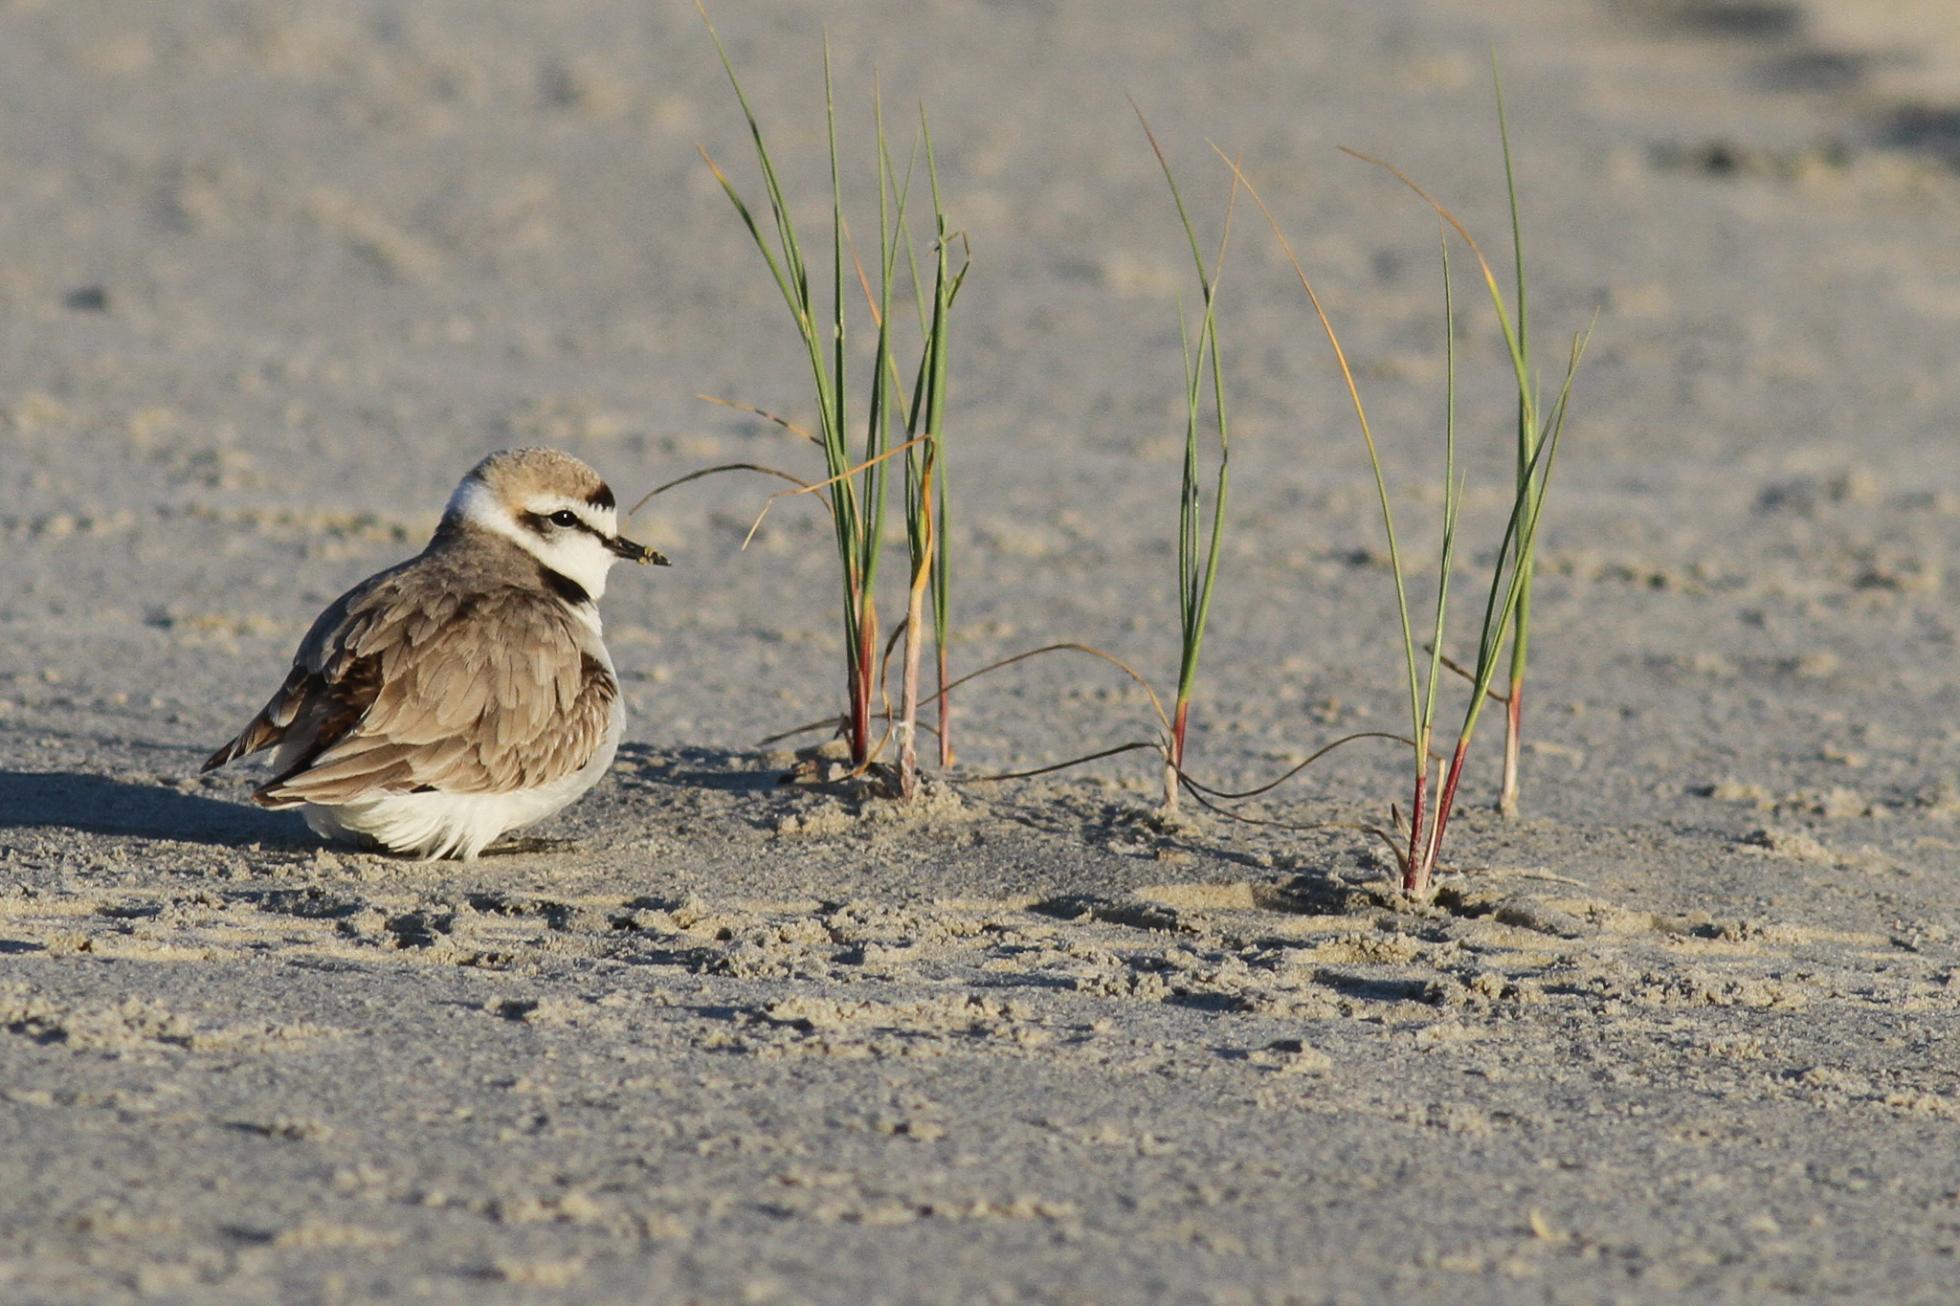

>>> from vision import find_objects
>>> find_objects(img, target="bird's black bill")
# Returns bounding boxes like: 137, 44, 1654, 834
609, 534, 669, 565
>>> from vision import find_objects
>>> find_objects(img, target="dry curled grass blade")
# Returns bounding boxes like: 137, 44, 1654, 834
1175, 731, 1415, 801
1172, 776, 1401, 850
627, 463, 817, 519
696, 393, 820, 445
963, 741, 1164, 784
932, 641, 1173, 736
755, 715, 851, 748
741, 436, 925, 549
1429, 648, 1510, 704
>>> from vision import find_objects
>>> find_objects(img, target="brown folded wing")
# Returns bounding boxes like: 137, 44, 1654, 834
206, 570, 616, 807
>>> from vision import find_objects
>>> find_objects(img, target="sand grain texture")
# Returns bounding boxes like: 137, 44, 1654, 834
3, 1, 1959, 1302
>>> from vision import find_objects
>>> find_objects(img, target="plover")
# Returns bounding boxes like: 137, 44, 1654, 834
203, 447, 667, 859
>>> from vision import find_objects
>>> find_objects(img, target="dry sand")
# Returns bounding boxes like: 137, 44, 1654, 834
3, 1, 1959, 1302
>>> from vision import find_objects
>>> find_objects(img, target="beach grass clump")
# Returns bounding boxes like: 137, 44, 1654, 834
694, 8, 964, 796
873, 115, 1243, 812
1354, 69, 1587, 836
1219, 77, 1591, 896
1138, 108, 1237, 813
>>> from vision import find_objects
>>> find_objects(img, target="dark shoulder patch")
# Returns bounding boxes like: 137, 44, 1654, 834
580, 652, 619, 697
538, 564, 591, 608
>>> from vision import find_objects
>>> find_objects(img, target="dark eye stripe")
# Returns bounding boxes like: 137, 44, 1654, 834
521, 509, 607, 539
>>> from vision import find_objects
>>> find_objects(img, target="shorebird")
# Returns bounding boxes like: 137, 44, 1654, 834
203, 447, 667, 858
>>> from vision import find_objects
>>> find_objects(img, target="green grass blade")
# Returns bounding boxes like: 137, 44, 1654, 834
696, 147, 799, 319
1339, 147, 1535, 453
823, 41, 854, 531
1182, 294, 1230, 707
1495, 59, 1539, 693
697, 5, 823, 357
1174, 294, 1200, 633
1419, 233, 1459, 756
1136, 105, 1235, 717
1452, 320, 1592, 746
700, 12, 864, 659
921, 116, 961, 677
864, 80, 902, 604
921, 111, 954, 459
1187, 172, 1237, 673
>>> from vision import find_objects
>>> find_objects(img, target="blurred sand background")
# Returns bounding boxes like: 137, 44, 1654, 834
2, 1, 1958, 1302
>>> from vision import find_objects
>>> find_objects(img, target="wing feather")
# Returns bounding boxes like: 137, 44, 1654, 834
201, 565, 405, 774
251, 584, 618, 808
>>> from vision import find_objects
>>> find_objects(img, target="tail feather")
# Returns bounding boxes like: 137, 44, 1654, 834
203, 666, 310, 772
203, 715, 283, 772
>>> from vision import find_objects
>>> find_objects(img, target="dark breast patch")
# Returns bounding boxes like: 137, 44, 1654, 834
538, 564, 592, 608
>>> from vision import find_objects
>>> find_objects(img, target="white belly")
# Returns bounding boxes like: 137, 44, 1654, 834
302, 703, 624, 860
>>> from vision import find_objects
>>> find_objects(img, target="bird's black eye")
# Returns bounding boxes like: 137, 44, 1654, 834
548, 510, 580, 528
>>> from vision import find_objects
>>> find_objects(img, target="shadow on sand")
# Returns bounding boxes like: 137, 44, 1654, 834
0, 770, 308, 848
617, 742, 788, 796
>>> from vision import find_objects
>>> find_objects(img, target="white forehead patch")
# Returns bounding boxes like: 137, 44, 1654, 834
448, 477, 527, 546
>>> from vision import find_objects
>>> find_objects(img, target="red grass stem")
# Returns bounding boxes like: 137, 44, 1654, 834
1164, 697, 1192, 812
1407, 738, 1471, 896
1404, 767, 1429, 893
850, 613, 878, 767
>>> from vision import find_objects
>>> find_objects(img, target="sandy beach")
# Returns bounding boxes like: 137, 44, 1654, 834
3, 1, 1959, 1301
